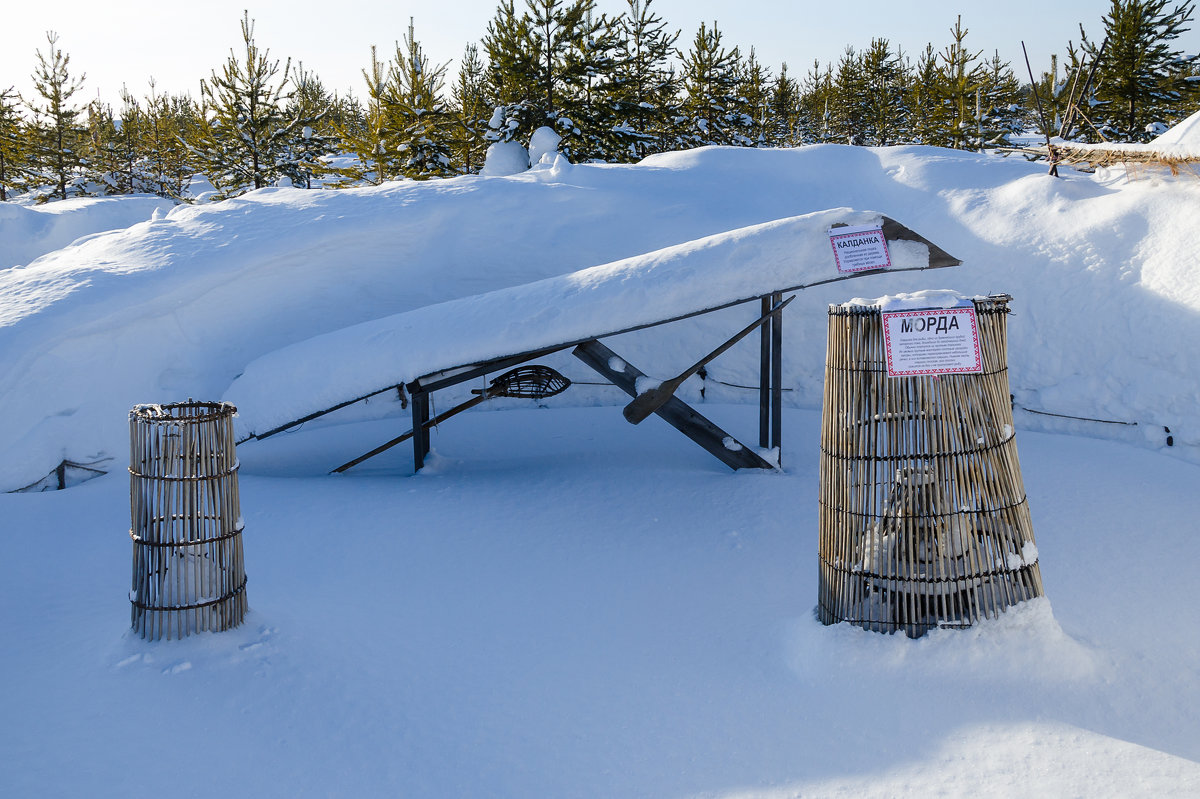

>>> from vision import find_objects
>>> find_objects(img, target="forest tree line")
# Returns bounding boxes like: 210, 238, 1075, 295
1, 0, 1198, 202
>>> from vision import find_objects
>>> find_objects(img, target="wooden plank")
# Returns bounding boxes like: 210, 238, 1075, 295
572, 339, 776, 471
411, 390, 430, 472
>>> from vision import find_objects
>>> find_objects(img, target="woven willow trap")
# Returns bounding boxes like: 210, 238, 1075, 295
817, 295, 1043, 637
129, 401, 247, 640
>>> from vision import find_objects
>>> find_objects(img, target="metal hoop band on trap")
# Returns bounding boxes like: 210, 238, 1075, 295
129, 401, 247, 640
816, 296, 1044, 637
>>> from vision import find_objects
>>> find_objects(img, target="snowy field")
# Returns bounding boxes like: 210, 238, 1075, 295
3, 407, 1200, 797
2, 136, 1200, 796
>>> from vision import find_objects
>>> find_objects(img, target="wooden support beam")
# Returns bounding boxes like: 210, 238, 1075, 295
759, 295, 771, 450
411, 390, 430, 472
573, 339, 776, 471
771, 290, 783, 454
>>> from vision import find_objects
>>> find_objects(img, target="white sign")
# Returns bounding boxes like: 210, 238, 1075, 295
829, 224, 891, 273
881, 307, 983, 377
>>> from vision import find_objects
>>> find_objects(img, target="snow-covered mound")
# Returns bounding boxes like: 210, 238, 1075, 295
1152, 108, 1200, 150
0, 195, 174, 270
1, 144, 1199, 490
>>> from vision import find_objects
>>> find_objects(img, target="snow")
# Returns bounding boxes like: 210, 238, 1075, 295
1151, 108, 1200, 149
528, 125, 563, 166
0, 194, 175, 270
2, 143, 1200, 794
481, 140, 530, 176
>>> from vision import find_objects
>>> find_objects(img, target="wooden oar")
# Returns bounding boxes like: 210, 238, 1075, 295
622, 294, 794, 425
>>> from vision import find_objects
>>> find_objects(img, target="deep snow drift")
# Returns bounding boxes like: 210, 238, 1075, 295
1, 144, 1199, 491
2, 143, 1200, 796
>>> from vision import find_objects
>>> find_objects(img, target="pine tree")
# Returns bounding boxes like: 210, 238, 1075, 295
558, 7, 622, 161
678, 21, 746, 147
906, 44, 944, 144
482, 0, 541, 143
28, 31, 86, 200
737, 48, 772, 145
82, 99, 124, 194
798, 60, 834, 143
768, 62, 801, 146
143, 84, 200, 199
286, 65, 339, 187
977, 51, 1026, 147
1087, 0, 1199, 140
610, 0, 680, 161
389, 18, 455, 178
933, 16, 986, 149
857, 39, 909, 146
451, 43, 491, 172
0, 87, 32, 200
827, 46, 865, 144
337, 46, 405, 184
193, 12, 302, 196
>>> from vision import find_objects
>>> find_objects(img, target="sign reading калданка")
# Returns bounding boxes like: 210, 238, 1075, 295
829, 224, 892, 274
881, 306, 983, 378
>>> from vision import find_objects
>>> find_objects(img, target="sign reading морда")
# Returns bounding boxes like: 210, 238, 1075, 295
829, 224, 891, 273
881, 306, 983, 377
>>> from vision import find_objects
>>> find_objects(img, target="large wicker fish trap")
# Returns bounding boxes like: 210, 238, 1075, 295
129, 401, 247, 640
817, 295, 1043, 637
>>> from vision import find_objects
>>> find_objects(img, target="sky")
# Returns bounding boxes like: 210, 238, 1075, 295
5, 0, 1200, 108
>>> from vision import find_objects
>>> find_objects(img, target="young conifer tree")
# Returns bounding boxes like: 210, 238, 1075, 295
482, 0, 541, 144
737, 48, 772, 146
286, 65, 338, 187
193, 12, 302, 196
451, 43, 491, 173
28, 31, 86, 200
0, 87, 31, 200
678, 21, 746, 148
389, 18, 455, 178
857, 39, 909, 146
1087, 0, 1199, 140
143, 84, 200, 199
611, 0, 680, 160
337, 46, 404, 185
768, 62, 801, 146
933, 16, 985, 149
558, 5, 621, 161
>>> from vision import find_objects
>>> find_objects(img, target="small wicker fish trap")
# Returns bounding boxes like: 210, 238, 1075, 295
817, 295, 1043, 637
129, 401, 247, 640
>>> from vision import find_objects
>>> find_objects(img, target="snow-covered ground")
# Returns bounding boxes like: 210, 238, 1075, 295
2, 139, 1200, 796
3, 406, 1199, 797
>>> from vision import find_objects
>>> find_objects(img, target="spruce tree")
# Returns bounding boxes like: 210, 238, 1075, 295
1088, 0, 1199, 140
0, 87, 31, 201
193, 12, 302, 196
28, 31, 86, 200
611, 0, 680, 160
389, 18, 455, 178
82, 99, 124, 194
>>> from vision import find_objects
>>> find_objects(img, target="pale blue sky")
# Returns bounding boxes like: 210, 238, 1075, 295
5, 1, 1198, 106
